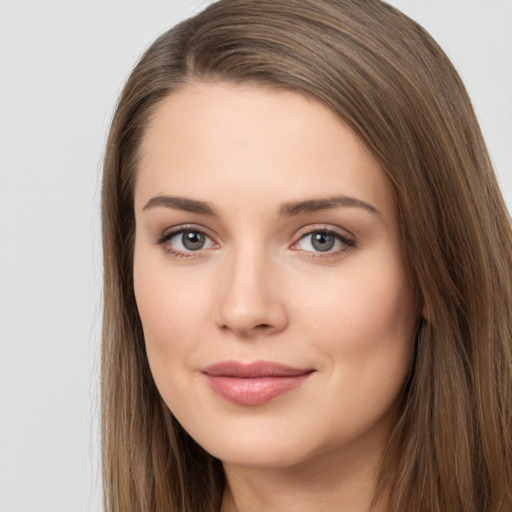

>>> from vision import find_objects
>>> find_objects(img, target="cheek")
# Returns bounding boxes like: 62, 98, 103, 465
342, 272, 415, 348
302, 267, 415, 431
133, 251, 211, 380
294, 256, 415, 346
290, 248, 417, 402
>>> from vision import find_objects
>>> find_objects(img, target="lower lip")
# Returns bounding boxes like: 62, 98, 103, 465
204, 373, 312, 406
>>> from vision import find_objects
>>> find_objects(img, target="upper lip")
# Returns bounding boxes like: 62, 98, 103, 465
202, 361, 315, 378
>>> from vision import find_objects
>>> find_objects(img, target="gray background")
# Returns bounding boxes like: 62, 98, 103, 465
0, 1, 511, 511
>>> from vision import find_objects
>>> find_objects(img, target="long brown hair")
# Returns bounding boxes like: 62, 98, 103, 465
101, 1, 512, 510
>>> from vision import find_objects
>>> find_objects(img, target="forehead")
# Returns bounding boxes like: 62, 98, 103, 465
135, 82, 394, 217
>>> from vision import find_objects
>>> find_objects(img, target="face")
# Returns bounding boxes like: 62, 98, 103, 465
133, 83, 418, 469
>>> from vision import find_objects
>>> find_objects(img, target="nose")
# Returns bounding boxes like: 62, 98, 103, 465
214, 247, 288, 337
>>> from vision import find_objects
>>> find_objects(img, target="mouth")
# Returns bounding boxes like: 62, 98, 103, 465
202, 361, 315, 406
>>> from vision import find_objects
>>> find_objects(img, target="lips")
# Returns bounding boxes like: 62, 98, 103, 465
202, 361, 314, 406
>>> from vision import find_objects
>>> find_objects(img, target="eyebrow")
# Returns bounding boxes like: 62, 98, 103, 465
278, 196, 380, 217
142, 194, 380, 217
142, 195, 217, 215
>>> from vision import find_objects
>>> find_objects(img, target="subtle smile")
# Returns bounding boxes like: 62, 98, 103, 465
202, 361, 315, 406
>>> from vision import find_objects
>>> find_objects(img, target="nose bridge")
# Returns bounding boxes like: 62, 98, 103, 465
215, 239, 287, 336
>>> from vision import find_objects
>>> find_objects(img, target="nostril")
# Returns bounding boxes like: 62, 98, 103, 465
255, 323, 272, 330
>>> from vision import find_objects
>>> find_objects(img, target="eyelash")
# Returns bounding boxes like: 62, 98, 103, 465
156, 225, 217, 259
291, 227, 355, 258
156, 225, 355, 259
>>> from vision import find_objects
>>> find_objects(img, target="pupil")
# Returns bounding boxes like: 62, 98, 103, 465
182, 231, 205, 250
312, 232, 335, 252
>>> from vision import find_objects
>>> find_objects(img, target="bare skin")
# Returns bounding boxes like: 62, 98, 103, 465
133, 82, 417, 512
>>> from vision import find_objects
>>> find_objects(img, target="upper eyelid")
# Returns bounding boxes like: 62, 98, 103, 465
294, 231, 354, 246
290, 225, 356, 253
155, 223, 355, 248
157, 224, 217, 243
293, 224, 355, 240
157, 226, 218, 258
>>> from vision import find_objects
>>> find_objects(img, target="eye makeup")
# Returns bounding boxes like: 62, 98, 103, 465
155, 224, 218, 259
154, 222, 356, 261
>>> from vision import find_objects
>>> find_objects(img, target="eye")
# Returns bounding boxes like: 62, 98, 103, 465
293, 229, 354, 254
158, 228, 216, 255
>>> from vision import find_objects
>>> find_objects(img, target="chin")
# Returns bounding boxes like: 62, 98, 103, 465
209, 439, 319, 469
179, 400, 399, 473
188, 416, 350, 471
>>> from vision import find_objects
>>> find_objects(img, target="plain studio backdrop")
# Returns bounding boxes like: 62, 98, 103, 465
0, 1, 510, 511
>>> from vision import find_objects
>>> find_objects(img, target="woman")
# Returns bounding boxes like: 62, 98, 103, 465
101, 1, 512, 511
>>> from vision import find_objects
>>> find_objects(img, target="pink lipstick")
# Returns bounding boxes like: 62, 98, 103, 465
202, 361, 314, 406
